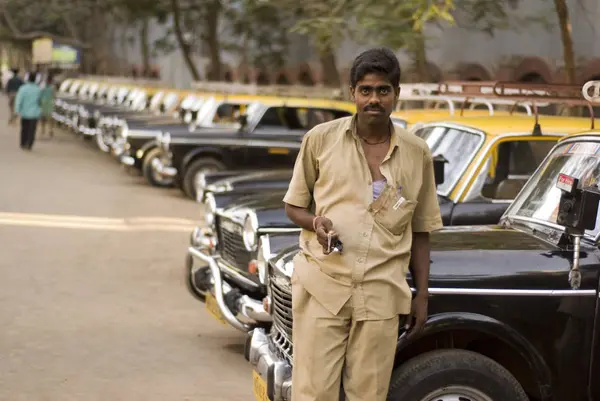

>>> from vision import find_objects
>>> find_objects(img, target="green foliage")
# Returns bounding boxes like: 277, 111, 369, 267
224, 0, 288, 68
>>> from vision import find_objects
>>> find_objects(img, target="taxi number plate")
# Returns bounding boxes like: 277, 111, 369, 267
253, 370, 270, 401
205, 293, 226, 325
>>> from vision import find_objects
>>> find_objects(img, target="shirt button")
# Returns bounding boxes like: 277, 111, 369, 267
357, 258, 364, 263
362, 232, 368, 237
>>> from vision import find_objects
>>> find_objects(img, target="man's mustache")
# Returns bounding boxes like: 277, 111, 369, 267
364, 105, 385, 112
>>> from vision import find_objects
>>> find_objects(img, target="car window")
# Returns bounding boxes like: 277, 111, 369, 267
465, 139, 558, 201
257, 107, 285, 127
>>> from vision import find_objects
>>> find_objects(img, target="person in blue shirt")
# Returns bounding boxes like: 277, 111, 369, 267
14, 72, 42, 150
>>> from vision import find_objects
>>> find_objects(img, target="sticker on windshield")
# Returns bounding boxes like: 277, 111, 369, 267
562, 142, 600, 156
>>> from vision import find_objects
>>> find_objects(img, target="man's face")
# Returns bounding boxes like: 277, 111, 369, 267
350, 73, 398, 125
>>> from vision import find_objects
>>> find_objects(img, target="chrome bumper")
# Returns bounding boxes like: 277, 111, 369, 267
151, 157, 178, 178
79, 126, 99, 136
247, 328, 292, 401
187, 246, 271, 332
111, 139, 128, 158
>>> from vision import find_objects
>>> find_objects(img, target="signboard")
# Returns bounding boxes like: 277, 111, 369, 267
32, 37, 80, 68
51, 43, 80, 67
557, 173, 577, 194
32, 37, 53, 64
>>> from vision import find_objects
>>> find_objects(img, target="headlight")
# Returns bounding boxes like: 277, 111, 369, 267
120, 126, 129, 139
204, 193, 216, 226
242, 213, 258, 252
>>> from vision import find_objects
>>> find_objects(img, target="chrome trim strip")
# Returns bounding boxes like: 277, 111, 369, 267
258, 228, 301, 234
416, 287, 597, 296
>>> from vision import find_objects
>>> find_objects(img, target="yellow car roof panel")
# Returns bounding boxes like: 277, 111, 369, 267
426, 115, 594, 136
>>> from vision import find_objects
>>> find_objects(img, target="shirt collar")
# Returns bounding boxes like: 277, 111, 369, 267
346, 113, 401, 150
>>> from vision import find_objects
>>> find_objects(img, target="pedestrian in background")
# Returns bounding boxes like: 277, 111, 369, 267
39, 75, 56, 138
5, 68, 23, 124
14, 72, 42, 151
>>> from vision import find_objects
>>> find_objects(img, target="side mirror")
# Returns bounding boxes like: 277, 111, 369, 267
556, 173, 600, 290
433, 154, 448, 186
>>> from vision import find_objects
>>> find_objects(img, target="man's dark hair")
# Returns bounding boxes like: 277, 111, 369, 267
27, 72, 36, 83
11, 68, 19, 75
349, 48, 401, 88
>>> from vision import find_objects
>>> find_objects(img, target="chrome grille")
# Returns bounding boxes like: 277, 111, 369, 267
270, 277, 293, 362
216, 215, 251, 271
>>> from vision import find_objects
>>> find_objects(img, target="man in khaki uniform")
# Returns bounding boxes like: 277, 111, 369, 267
283, 48, 443, 400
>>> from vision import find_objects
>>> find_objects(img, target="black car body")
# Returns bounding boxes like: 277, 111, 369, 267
117, 96, 253, 187
154, 99, 355, 200
244, 131, 600, 401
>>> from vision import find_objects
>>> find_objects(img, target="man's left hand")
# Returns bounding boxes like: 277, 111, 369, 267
405, 292, 428, 339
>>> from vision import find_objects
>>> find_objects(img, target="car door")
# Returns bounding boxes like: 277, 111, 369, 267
243, 106, 300, 169
451, 137, 559, 225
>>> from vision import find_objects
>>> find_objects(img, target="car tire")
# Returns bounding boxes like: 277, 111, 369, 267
142, 147, 175, 188
386, 349, 529, 401
182, 157, 226, 200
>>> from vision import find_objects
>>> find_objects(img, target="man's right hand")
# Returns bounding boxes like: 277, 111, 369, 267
314, 217, 338, 254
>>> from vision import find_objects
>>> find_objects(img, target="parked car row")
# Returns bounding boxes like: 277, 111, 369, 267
53, 77, 600, 401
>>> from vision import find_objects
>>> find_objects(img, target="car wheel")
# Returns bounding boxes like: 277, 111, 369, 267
386, 349, 529, 401
182, 157, 226, 200
142, 147, 175, 188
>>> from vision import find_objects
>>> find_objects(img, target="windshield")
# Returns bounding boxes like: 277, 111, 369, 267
196, 97, 218, 123
506, 140, 600, 238
163, 93, 178, 109
149, 91, 165, 109
180, 95, 197, 110
246, 102, 266, 128
427, 127, 484, 195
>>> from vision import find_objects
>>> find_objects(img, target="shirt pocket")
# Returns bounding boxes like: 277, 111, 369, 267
374, 197, 418, 235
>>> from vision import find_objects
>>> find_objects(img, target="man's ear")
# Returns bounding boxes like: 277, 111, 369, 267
349, 86, 355, 102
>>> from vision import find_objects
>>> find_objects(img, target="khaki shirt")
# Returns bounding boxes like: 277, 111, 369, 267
283, 115, 443, 321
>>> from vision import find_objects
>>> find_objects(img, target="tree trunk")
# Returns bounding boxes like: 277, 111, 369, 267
170, 0, 201, 81
319, 45, 341, 88
140, 17, 151, 78
410, 29, 430, 82
205, 0, 222, 81
554, 0, 576, 84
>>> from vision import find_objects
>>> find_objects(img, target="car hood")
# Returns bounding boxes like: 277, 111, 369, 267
270, 225, 596, 287
225, 169, 293, 186
219, 190, 295, 230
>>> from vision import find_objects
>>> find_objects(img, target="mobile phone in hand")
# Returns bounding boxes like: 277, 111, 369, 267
327, 232, 343, 254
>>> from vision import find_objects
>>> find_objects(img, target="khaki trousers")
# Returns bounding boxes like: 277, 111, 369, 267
291, 279, 399, 401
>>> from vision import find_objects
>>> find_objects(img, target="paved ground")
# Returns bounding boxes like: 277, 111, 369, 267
0, 102, 253, 401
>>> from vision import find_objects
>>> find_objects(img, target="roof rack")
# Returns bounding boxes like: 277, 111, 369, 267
397, 93, 535, 116
438, 81, 595, 128
582, 80, 600, 103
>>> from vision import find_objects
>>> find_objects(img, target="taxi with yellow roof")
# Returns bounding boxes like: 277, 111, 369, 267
153, 96, 356, 199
